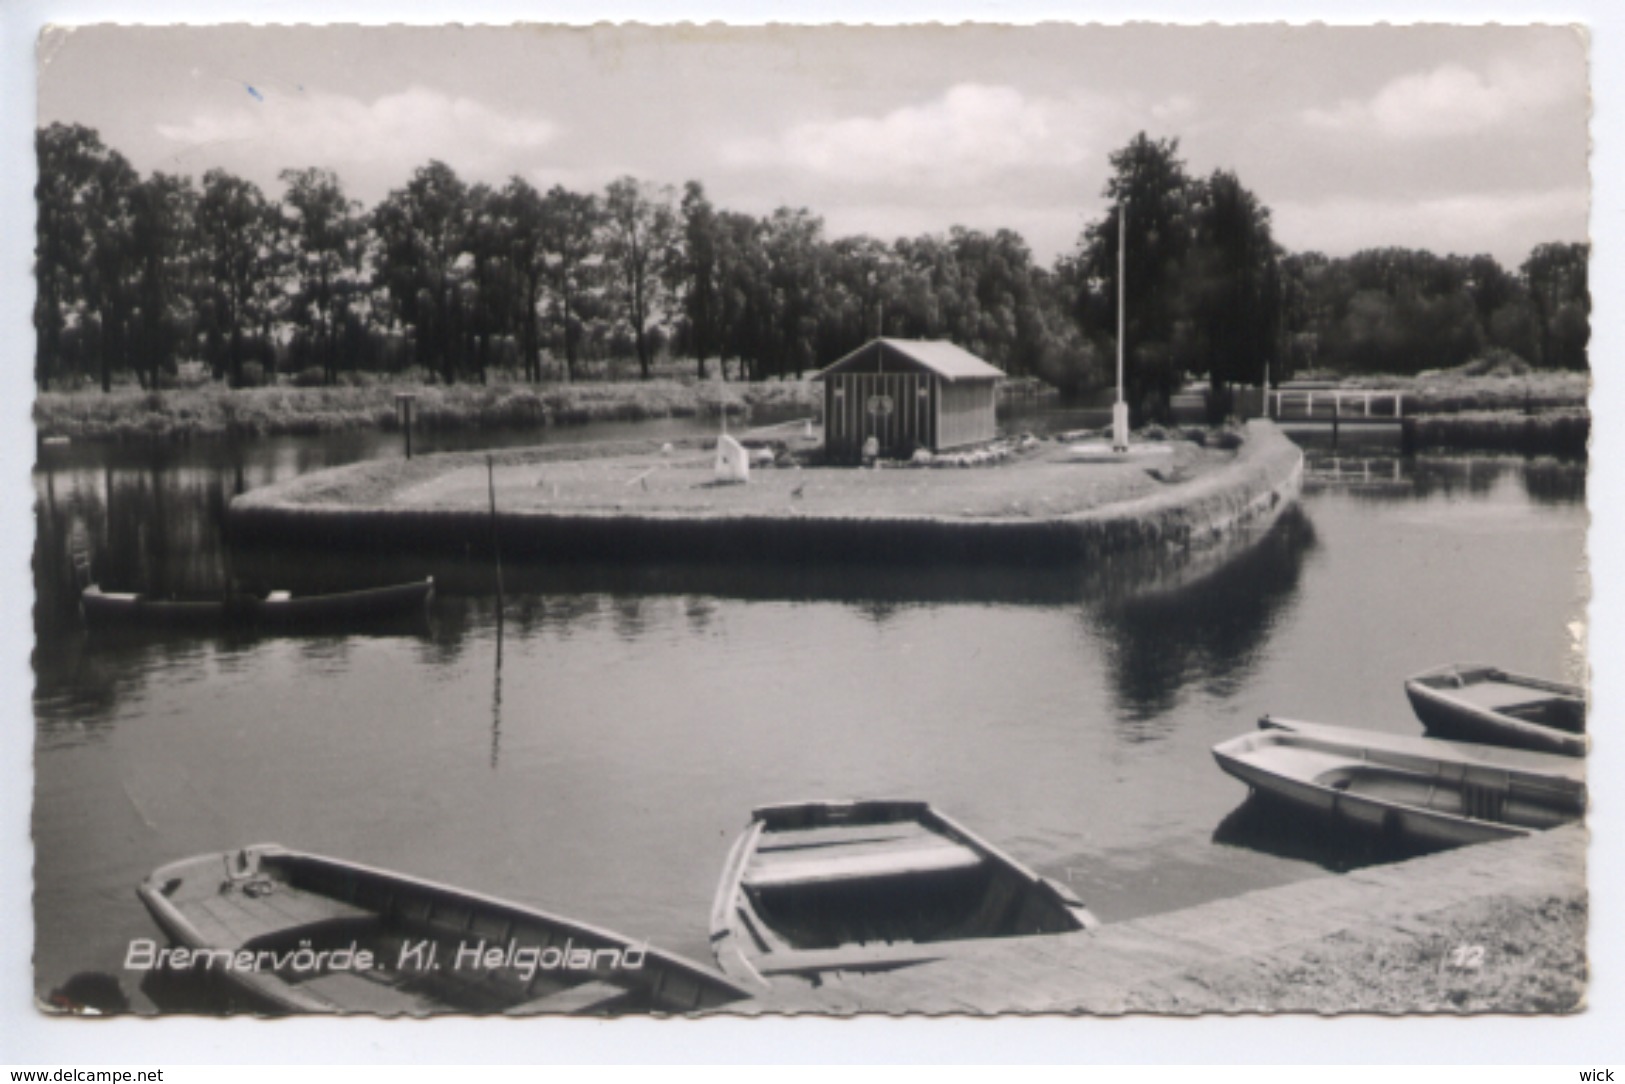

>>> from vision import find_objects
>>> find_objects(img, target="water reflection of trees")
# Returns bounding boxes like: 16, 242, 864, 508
33, 631, 229, 744
34, 458, 237, 638
684, 596, 716, 634
39, 437, 1580, 753
1302, 454, 1585, 508
1522, 458, 1587, 505
612, 597, 647, 640
1081, 507, 1319, 738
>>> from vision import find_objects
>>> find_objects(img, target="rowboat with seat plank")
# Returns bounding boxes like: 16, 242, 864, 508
1405, 663, 1586, 756
137, 844, 749, 1015
1214, 716, 1586, 848
709, 799, 1097, 987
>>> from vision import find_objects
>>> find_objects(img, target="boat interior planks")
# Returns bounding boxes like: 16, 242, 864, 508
1405, 663, 1586, 756
138, 843, 749, 1015
710, 798, 1097, 988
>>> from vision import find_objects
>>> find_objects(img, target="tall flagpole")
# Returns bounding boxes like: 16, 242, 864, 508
1116, 197, 1125, 403
1113, 196, 1129, 452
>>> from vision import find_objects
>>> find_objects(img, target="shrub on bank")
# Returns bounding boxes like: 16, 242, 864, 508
1334, 370, 1588, 414
33, 379, 825, 443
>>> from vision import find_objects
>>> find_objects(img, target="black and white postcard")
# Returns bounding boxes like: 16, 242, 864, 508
6, 5, 1618, 1067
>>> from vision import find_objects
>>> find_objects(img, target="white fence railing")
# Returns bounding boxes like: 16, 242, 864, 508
1268, 388, 1404, 420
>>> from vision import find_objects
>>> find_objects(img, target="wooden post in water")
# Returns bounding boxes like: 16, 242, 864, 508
491, 604, 504, 770
1331, 395, 1340, 447
486, 455, 505, 608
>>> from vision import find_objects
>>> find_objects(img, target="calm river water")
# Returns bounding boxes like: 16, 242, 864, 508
30, 414, 1587, 1009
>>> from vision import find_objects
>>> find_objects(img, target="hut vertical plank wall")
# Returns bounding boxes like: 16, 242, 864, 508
825, 372, 932, 461
937, 382, 995, 451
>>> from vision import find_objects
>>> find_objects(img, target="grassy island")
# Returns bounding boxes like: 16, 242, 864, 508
228, 420, 1304, 566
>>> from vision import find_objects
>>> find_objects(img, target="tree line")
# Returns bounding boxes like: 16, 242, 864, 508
1061, 133, 1589, 419
35, 123, 1588, 417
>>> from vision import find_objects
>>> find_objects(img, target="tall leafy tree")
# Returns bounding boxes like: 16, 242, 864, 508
948, 226, 1044, 374
602, 176, 675, 379
1078, 133, 1196, 420
371, 161, 471, 383
35, 125, 140, 391
540, 185, 603, 382
495, 178, 549, 383
1187, 170, 1281, 417
714, 210, 770, 381
762, 207, 826, 380
462, 183, 513, 385
1522, 242, 1589, 371
196, 170, 278, 386
673, 181, 722, 379
280, 167, 365, 384
128, 172, 198, 389
35, 124, 111, 388
826, 234, 892, 356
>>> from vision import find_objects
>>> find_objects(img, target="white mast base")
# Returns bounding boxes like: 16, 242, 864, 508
1111, 402, 1130, 453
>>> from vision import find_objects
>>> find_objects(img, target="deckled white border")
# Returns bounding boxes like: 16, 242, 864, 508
1, 0, 1617, 1066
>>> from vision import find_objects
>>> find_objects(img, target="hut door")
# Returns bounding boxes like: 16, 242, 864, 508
863, 374, 892, 457
864, 373, 919, 458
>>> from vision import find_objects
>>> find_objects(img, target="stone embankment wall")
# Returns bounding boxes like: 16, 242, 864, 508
229, 420, 1303, 566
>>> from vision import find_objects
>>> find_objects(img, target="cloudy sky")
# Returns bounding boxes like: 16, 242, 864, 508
37, 23, 1590, 273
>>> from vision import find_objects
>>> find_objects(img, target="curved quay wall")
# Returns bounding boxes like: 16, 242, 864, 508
228, 420, 1304, 567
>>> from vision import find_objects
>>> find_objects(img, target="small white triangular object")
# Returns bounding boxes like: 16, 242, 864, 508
715, 435, 750, 483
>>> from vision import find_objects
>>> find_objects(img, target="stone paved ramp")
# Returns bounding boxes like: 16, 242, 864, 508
732, 826, 1585, 1015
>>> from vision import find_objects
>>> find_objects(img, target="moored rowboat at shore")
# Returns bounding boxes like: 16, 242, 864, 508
709, 799, 1097, 987
136, 844, 749, 1015
1214, 716, 1586, 848
80, 578, 434, 630
1404, 663, 1586, 757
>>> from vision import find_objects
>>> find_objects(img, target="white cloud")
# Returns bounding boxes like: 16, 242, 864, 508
155, 85, 558, 186
1272, 187, 1588, 266
1151, 94, 1197, 124
722, 83, 1123, 183
1302, 51, 1577, 141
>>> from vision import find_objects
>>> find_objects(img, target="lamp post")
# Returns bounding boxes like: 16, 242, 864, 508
1113, 197, 1129, 453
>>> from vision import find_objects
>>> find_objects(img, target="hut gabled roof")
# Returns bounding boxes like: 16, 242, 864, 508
815, 338, 1005, 383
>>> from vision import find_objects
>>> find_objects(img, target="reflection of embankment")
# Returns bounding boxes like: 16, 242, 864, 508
1083, 506, 1319, 733
1402, 409, 1589, 457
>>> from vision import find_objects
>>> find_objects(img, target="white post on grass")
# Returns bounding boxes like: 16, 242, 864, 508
1113, 198, 1129, 452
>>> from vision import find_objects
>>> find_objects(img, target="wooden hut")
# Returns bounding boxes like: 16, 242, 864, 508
816, 339, 1003, 463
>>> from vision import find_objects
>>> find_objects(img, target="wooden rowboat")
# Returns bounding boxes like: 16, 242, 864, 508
1405, 663, 1586, 757
80, 578, 434, 630
709, 799, 1096, 987
136, 843, 750, 1015
1214, 716, 1586, 849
